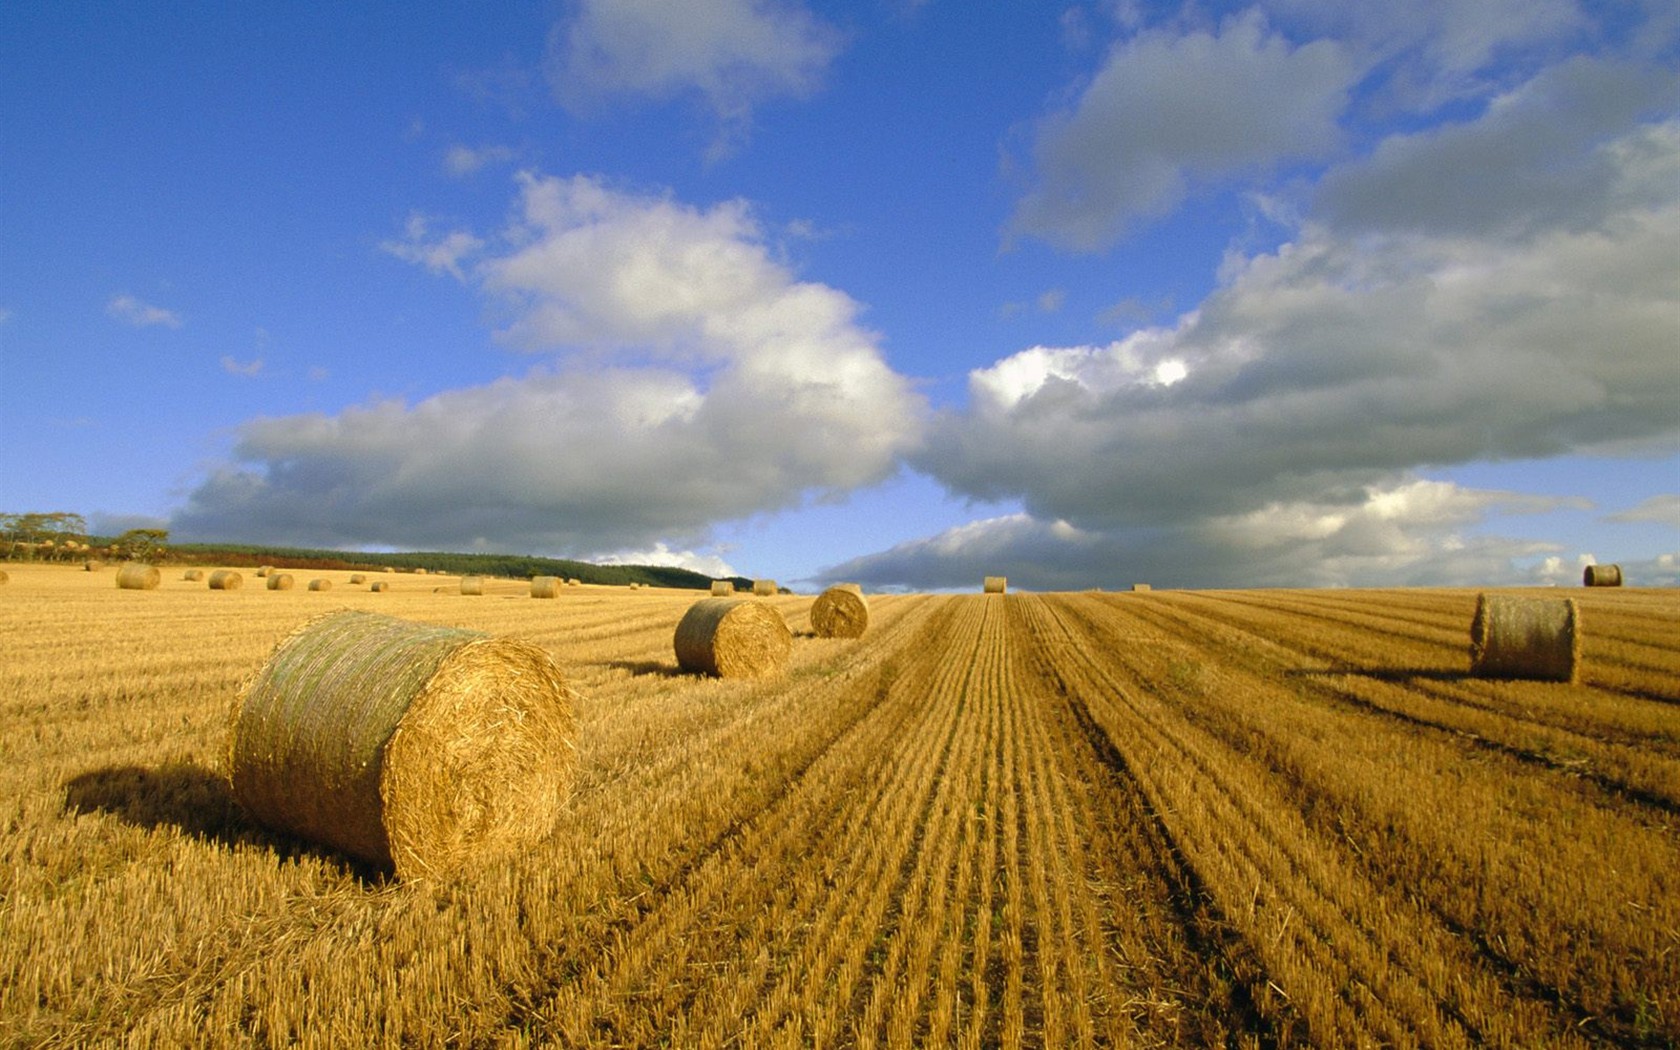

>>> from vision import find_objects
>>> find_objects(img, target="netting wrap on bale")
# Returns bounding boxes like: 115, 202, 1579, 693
811, 583, 869, 639
1583, 564, 1623, 587
1470, 593, 1579, 683
208, 570, 244, 591
116, 563, 160, 590
983, 576, 1007, 594
674, 598, 793, 678
226, 610, 576, 880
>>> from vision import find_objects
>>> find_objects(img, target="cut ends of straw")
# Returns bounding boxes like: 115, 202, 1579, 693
1469, 593, 1579, 683
811, 583, 869, 639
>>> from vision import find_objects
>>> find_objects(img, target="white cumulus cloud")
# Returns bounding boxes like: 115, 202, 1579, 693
106, 293, 182, 329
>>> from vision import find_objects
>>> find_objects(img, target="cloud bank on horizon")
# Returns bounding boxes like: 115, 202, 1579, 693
80, 1, 1680, 588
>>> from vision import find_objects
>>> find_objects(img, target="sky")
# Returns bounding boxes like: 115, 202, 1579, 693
3, 0, 1678, 591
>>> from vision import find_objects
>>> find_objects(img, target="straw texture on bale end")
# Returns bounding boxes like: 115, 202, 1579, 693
710, 580, 734, 596
811, 583, 869, 639
752, 579, 778, 597
208, 570, 244, 591
530, 576, 561, 599
182, 569, 205, 582
116, 562, 161, 590
1470, 593, 1579, 683
1583, 564, 1623, 587
226, 610, 576, 880
266, 573, 295, 591
674, 598, 793, 678
983, 576, 1007, 594
460, 576, 485, 596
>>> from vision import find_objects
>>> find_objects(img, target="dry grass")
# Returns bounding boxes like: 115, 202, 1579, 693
2, 564, 1675, 1047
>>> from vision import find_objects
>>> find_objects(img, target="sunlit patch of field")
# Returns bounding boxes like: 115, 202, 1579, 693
2, 563, 1676, 1046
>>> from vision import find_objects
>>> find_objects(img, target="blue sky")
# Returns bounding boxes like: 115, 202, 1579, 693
3, 1, 1677, 590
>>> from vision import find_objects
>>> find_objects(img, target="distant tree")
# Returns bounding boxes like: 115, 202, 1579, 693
113, 528, 169, 563
1, 511, 88, 560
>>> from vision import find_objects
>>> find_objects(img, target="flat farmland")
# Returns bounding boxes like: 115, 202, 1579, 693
2, 565, 1676, 1048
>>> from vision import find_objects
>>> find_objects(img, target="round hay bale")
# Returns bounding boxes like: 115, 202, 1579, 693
811, 583, 869, 639
308, 578, 333, 592
674, 598, 792, 678
566, 578, 581, 587
370, 581, 390, 593
1131, 583, 1152, 593
1582, 564, 1623, 587
752, 579, 778, 597
381, 566, 394, 573
460, 576, 484, 596
710, 580, 734, 596
0, 569, 9, 585
182, 569, 205, 582
84, 559, 104, 572
1470, 593, 1579, 682
266, 573, 295, 591
349, 574, 367, 585
226, 610, 576, 879
208, 570, 244, 591
116, 562, 160, 590
983, 576, 1007, 594
256, 566, 272, 578
531, 576, 561, 599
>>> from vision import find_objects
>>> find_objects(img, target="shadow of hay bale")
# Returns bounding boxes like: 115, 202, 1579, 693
604, 658, 688, 678
62, 762, 379, 879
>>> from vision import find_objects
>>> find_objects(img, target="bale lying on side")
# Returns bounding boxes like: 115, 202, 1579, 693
1132, 583, 1152, 593
1583, 564, 1623, 587
531, 576, 561, 599
752, 579, 777, 597
811, 583, 869, 639
183, 569, 205, 582
256, 566, 272, 578
349, 574, 367, 585
1470, 593, 1579, 682
226, 610, 576, 880
266, 573, 295, 591
84, 560, 104, 572
710, 580, 734, 596
209, 570, 244, 591
983, 576, 1007, 594
308, 579, 333, 592
116, 563, 160, 590
370, 581, 390, 593
674, 598, 792, 678
460, 576, 484, 596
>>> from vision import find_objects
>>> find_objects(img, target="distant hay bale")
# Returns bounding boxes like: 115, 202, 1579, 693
811, 583, 869, 639
983, 576, 1007, 594
381, 567, 394, 573
566, 578, 581, 587
349, 574, 367, 585
370, 581, 389, 593
182, 569, 205, 582
256, 566, 272, 578
415, 568, 429, 575
208, 570, 244, 591
1132, 583, 1152, 593
460, 576, 484, 596
674, 598, 793, 678
308, 578, 332, 592
531, 576, 561, 599
752, 579, 777, 597
116, 563, 161, 590
710, 580, 734, 596
266, 573, 295, 591
0, 569, 9, 585
1470, 593, 1579, 683
1583, 564, 1623, 587
84, 560, 104, 572
226, 610, 576, 879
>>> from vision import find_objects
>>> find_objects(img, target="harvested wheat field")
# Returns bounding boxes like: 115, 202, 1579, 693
2, 562, 1677, 1047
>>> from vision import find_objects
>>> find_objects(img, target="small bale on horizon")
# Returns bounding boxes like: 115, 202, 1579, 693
674, 598, 792, 678
1470, 593, 1579, 683
226, 609, 576, 880
1132, 583, 1152, 593
267, 573, 295, 591
1583, 564, 1623, 587
308, 579, 333, 592
531, 576, 561, 599
711, 580, 734, 596
752, 579, 778, 597
983, 576, 1007, 594
209, 570, 244, 591
256, 566, 272, 578
116, 563, 161, 590
349, 574, 367, 585
182, 569, 205, 582
370, 581, 390, 593
84, 560, 104, 572
811, 583, 869, 639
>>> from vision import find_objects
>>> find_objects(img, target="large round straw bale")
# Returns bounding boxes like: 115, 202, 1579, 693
267, 573, 295, 591
811, 583, 869, 639
116, 562, 160, 590
460, 576, 484, 596
1470, 593, 1579, 682
349, 574, 367, 585
710, 580, 734, 596
752, 579, 778, 597
1582, 564, 1623, 587
370, 581, 390, 593
531, 576, 561, 599
983, 576, 1007, 594
182, 569, 205, 582
209, 570, 244, 591
308, 578, 333, 592
674, 598, 792, 678
227, 610, 575, 879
